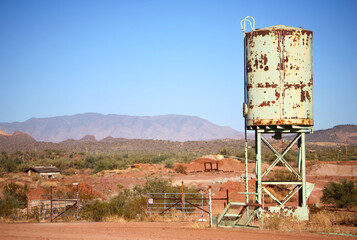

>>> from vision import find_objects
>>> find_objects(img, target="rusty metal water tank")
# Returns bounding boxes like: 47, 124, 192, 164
245, 25, 313, 127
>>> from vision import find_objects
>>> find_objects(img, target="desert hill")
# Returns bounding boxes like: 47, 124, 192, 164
306, 124, 357, 145
0, 130, 11, 136
0, 131, 40, 152
0, 113, 243, 143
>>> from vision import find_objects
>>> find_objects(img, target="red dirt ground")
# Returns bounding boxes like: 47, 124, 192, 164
22, 158, 357, 207
0, 222, 354, 240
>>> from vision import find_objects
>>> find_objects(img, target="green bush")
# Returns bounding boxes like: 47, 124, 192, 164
0, 183, 28, 217
174, 164, 187, 174
321, 179, 357, 208
81, 200, 110, 221
80, 177, 202, 221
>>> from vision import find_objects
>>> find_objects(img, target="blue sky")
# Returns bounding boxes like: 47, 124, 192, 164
0, 0, 356, 131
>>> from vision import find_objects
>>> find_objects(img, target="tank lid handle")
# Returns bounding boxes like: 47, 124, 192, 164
240, 16, 255, 35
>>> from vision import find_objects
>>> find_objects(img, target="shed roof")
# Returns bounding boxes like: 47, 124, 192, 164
25, 166, 61, 173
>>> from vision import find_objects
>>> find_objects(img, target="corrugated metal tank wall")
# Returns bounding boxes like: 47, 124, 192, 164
245, 25, 313, 127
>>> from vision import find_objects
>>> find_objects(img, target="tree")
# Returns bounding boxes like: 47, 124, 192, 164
0, 183, 28, 217
321, 179, 357, 208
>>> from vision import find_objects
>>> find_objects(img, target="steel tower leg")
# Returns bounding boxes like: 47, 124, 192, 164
255, 130, 262, 205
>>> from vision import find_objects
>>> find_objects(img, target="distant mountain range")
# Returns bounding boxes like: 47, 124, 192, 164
0, 120, 356, 153
0, 113, 243, 143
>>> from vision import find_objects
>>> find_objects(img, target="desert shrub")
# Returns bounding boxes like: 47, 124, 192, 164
219, 148, 232, 156
164, 158, 175, 169
0, 167, 6, 177
39, 181, 58, 189
267, 169, 299, 182
336, 213, 357, 226
321, 179, 357, 208
62, 168, 76, 176
81, 200, 110, 221
84, 155, 96, 169
0, 159, 18, 173
81, 177, 201, 221
93, 159, 113, 173
0, 183, 28, 217
174, 164, 187, 174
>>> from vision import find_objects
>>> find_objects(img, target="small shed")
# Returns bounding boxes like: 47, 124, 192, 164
25, 166, 61, 179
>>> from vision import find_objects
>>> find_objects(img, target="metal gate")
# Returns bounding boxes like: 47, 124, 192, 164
147, 192, 208, 220
38, 192, 79, 222
28, 187, 79, 222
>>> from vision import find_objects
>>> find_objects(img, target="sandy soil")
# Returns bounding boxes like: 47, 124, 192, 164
0, 222, 354, 240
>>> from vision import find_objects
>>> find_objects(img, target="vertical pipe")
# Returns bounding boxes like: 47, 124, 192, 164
209, 186, 212, 227
245, 140, 249, 204
262, 194, 265, 229
301, 132, 307, 208
243, 26, 249, 206
256, 131, 262, 205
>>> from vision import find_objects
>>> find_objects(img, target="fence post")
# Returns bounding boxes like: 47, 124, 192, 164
146, 188, 149, 216
181, 181, 185, 217
164, 193, 166, 215
209, 186, 212, 227
226, 189, 229, 206
76, 187, 79, 220
38, 197, 41, 223
27, 198, 29, 220
201, 193, 203, 218
50, 186, 53, 222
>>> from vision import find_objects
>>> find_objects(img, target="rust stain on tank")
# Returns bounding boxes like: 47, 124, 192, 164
284, 82, 306, 90
251, 118, 313, 126
275, 90, 280, 101
258, 101, 275, 107
265, 82, 278, 88
306, 91, 311, 102
247, 60, 253, 73
247, 83, 253, 91
253, 54, 268, 70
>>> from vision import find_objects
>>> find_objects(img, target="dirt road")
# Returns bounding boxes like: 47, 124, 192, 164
0, 222, 354, 240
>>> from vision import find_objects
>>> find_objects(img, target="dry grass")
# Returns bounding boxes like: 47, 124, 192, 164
39, 181, 59, 189
29, 183, 37, 190
103, 215, 127, 222
262, 211, 357, 235
146, 209, 208, 224
19, 176, 32, 183
14, 181, 25, 188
